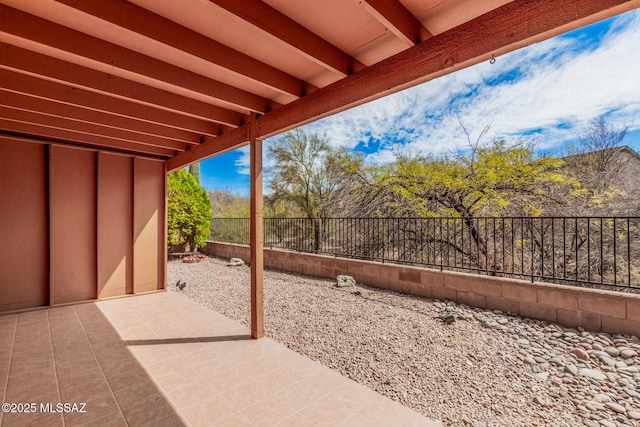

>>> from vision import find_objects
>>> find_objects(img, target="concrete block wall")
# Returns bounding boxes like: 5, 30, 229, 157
202, 242, 640, 337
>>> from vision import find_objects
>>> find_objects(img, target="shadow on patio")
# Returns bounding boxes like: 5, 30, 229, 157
0, 292, 438, 426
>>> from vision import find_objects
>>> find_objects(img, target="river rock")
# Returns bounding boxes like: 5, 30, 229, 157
228, 257, 244, 266
579, 368, 607, 381
570, 347, 589, 360
605, 347, 620, 357
627, 411, 640, 420
594, 393, 612, 403
605, 402, 626, 413
534, 372, 549, 382
620, 349, 638, 359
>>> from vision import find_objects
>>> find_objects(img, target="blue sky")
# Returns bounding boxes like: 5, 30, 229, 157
201, 9, 640, 196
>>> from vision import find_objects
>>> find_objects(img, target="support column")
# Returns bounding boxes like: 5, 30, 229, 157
250, 123, 264, 339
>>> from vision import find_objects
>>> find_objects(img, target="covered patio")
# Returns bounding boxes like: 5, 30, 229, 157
1, 0, 639, 425
0, 292, 437, 426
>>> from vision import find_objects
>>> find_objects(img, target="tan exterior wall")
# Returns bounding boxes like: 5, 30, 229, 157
50, 146, 98, 304
203, 242, 640, 337
0, 140, 48, 311
133, 158, 166, 293
98, 153, 133, 298
0, 139, 166, 312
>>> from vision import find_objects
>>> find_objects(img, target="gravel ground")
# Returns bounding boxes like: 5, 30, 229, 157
168, 256, 640, 427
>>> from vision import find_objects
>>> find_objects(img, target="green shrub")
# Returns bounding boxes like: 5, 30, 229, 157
167, 169, 212, 251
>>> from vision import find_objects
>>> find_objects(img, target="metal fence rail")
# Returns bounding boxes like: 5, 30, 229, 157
210, 217, 640, 288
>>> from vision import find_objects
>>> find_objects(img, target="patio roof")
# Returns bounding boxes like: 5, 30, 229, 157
1, 0, 638, 167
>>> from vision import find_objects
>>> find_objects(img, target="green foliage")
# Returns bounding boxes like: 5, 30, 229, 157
267, 129, 337, 218
167, 169, 212, 251
209, 191, 249, 218
389, 140, 579, 218
188, 162, 201, 184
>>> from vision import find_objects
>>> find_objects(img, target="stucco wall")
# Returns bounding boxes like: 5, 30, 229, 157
202, 241, 640, 337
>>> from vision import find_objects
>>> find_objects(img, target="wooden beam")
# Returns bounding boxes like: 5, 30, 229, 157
0, 69, 222, 136
359, 0, 432, 45
0, 107, 186, 152
0, 120, 176, 158
166, 126, 248, 172
256, 0, 640, 138
167, 0, 640, 167
0, 5, 273, 114
249, 121, 264, 339
53, 0, 314, 97
1, 44, 246, 127
0, 90, 201, 145
209, 0, 363, 75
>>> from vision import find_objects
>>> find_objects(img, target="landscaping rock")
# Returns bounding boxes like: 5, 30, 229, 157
183, 253, 206, 263
570, 347, 589, 360
620, 349, 638, 359
605, 346, 620, 357
605, 402, 626, 413
228, 257, 245, 266
442, 313, 456, 324
579, 369, 607, 381
336, 275, 356, 288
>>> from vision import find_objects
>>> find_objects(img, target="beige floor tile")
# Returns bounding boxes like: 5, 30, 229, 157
254, 367, 303, 396
111, 377, 163, 410
128, 343, 179, 366
300, 393, 362, 425
121, 394, 188, 427
104, 367, 152, 392
269, 380, 328, 412
332, 380, 380, 409
198, 366, 248, 393
241, 393, 298, 427
180, 392, 238, 427
6, 366, 57, 393
53, 348, 96, 367
63, 394, 123, 427
220, 379, 271, 411
59, 377, 113, 404
4, 379, 59, 404
142, 356, 184, 378
0, 293, 437, 427
215, 412, 254, 426
8, 355, 54, 377
152, 365, 203, 394
402, 413, 444, 427
179, 347, 220, 368
74, 412, 127, 427
275, 412, 316, 427
1, 410, 64, 427
165, 380, 219, 410
340, 396, 418, 427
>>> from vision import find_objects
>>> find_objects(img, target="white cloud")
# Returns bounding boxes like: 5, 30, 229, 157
235, 145, 250, 175
237, 9, 640, 173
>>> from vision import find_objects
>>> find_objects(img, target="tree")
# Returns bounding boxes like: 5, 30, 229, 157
326, 131, 589, 270
565, 115, 628, 192
167, 169, 212, 251
209, 191, 249, 218
188, 162, 201, 184
266, 129, 338, 218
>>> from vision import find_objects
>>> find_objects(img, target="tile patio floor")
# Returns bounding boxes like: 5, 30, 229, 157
0, 292, 440, 426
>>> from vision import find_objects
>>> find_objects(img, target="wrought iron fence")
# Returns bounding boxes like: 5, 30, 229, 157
210, 217, 640, 288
